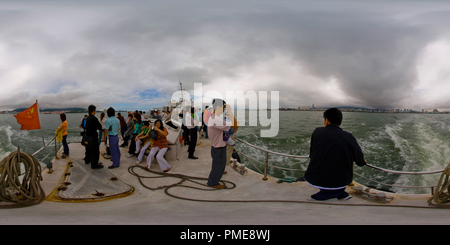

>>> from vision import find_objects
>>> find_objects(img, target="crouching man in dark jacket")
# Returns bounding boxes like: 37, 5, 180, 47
304, 108, 366, 201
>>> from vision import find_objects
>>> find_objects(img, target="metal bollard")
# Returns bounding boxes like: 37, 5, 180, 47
375, 192, 386, 201
353, 186, 363, 195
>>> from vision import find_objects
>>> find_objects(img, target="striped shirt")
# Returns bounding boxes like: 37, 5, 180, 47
152, 128, 169, 149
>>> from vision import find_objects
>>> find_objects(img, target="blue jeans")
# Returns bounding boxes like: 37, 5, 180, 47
62, 135, 69, 155
98, 129, 104, 145
121, 126, 126, 138
109, 135, 120, 167
203, 124, 208, 139
207, 146, 226, 186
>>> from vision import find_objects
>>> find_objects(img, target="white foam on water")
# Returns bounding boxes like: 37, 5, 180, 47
384, 116, 450, 193
0, 125, 16, 160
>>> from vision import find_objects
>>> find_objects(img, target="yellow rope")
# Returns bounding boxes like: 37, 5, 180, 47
428, 162, 450, 208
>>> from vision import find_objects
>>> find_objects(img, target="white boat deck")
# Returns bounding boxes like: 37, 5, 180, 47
2, 137, 450, 225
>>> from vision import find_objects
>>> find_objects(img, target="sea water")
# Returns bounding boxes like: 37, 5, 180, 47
235, 111, 450, 194
1, 111, 450, 194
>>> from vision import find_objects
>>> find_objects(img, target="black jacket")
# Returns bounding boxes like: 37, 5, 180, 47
304, 124, 365, 188
85, 114, 102, 138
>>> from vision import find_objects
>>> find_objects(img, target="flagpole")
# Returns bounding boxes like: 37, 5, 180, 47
36, 100, 45, 146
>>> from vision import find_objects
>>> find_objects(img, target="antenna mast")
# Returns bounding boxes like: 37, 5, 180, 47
178, 79, 185, 102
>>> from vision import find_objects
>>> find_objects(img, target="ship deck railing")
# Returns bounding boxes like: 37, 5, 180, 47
27, 132, 446, 195
234, 136, 445, 194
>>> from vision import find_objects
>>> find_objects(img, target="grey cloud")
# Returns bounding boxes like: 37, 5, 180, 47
1, 1, 450, 111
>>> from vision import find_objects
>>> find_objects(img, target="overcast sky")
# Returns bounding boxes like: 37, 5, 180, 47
1, 0, 450, 111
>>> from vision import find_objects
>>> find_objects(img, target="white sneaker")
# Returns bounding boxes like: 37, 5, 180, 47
338, 196, 353, 201
135, 160, 142, 164
126, 153, 134, 158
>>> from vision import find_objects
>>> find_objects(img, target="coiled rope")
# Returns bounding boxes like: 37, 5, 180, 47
428, 162, 450, 208
0, 151, 46, 208
128, 165, 236, 193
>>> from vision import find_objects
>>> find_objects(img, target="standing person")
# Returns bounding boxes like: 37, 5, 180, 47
186, 107, 199, 159
206, 99, 235, 189
304, 108, 366, 201
126, 112, 142, 157
117, 112, 127, 140
145, 119, 171, 172
156, 109, 162, 120
85, 105, 103, 169
98, 112, 106, 145
121, 113, 134, 147
181, 111, 189, 146
160, 110, 169, 121
104, 107, 121, 169
79, 114, 88, 137
59, 113, 69, 158
225, 116, 239, 167
202, 106, 210, 139
143, 111, 150, 120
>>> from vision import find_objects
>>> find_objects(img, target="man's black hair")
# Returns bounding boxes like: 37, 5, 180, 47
212, 99, 226, 111
88, 105, 96, 114
107, 107, 115, 117
323, 108, 343, 125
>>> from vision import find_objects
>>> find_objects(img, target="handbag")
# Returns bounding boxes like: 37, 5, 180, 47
149, 129, 158, 141
223, 132, 230, 141
81, 135, 94, 147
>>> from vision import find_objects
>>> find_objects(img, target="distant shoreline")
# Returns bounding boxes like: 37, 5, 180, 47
1, 107, 447, 115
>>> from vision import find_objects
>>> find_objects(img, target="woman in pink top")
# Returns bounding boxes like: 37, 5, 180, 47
207, 99, 235, 189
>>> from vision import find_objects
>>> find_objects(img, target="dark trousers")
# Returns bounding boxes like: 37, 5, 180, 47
203, 124, 208, 138
85, 143, 100, 167
128, 134, 137, 154
62, 135, 69, 155
121, 135, 130, 147
120, 126, 126, 138
311, 188, 349, 200
188, 128, 197, 157
182, 125, 189, 145
207, 146, 226, 186
109, 135, 120, 167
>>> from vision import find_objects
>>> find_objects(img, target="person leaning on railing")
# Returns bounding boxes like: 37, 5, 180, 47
59, 113, 69, 158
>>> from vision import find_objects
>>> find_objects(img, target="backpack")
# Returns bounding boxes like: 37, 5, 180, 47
81, 118, 87, 129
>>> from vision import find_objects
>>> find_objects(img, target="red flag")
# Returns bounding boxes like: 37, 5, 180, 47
14, 103, 41, 130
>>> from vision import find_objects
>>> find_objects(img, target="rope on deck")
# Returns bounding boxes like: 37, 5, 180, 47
128, 165, 236, 192
0, 151, 46, 208
428, 162, 450, 208
128, 165, 445, 209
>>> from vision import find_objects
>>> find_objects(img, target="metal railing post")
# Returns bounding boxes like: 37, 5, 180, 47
235, 136, 444, 192
17, 146, 21, 164
263, 151, 269, 181
54, 137, 59, 159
